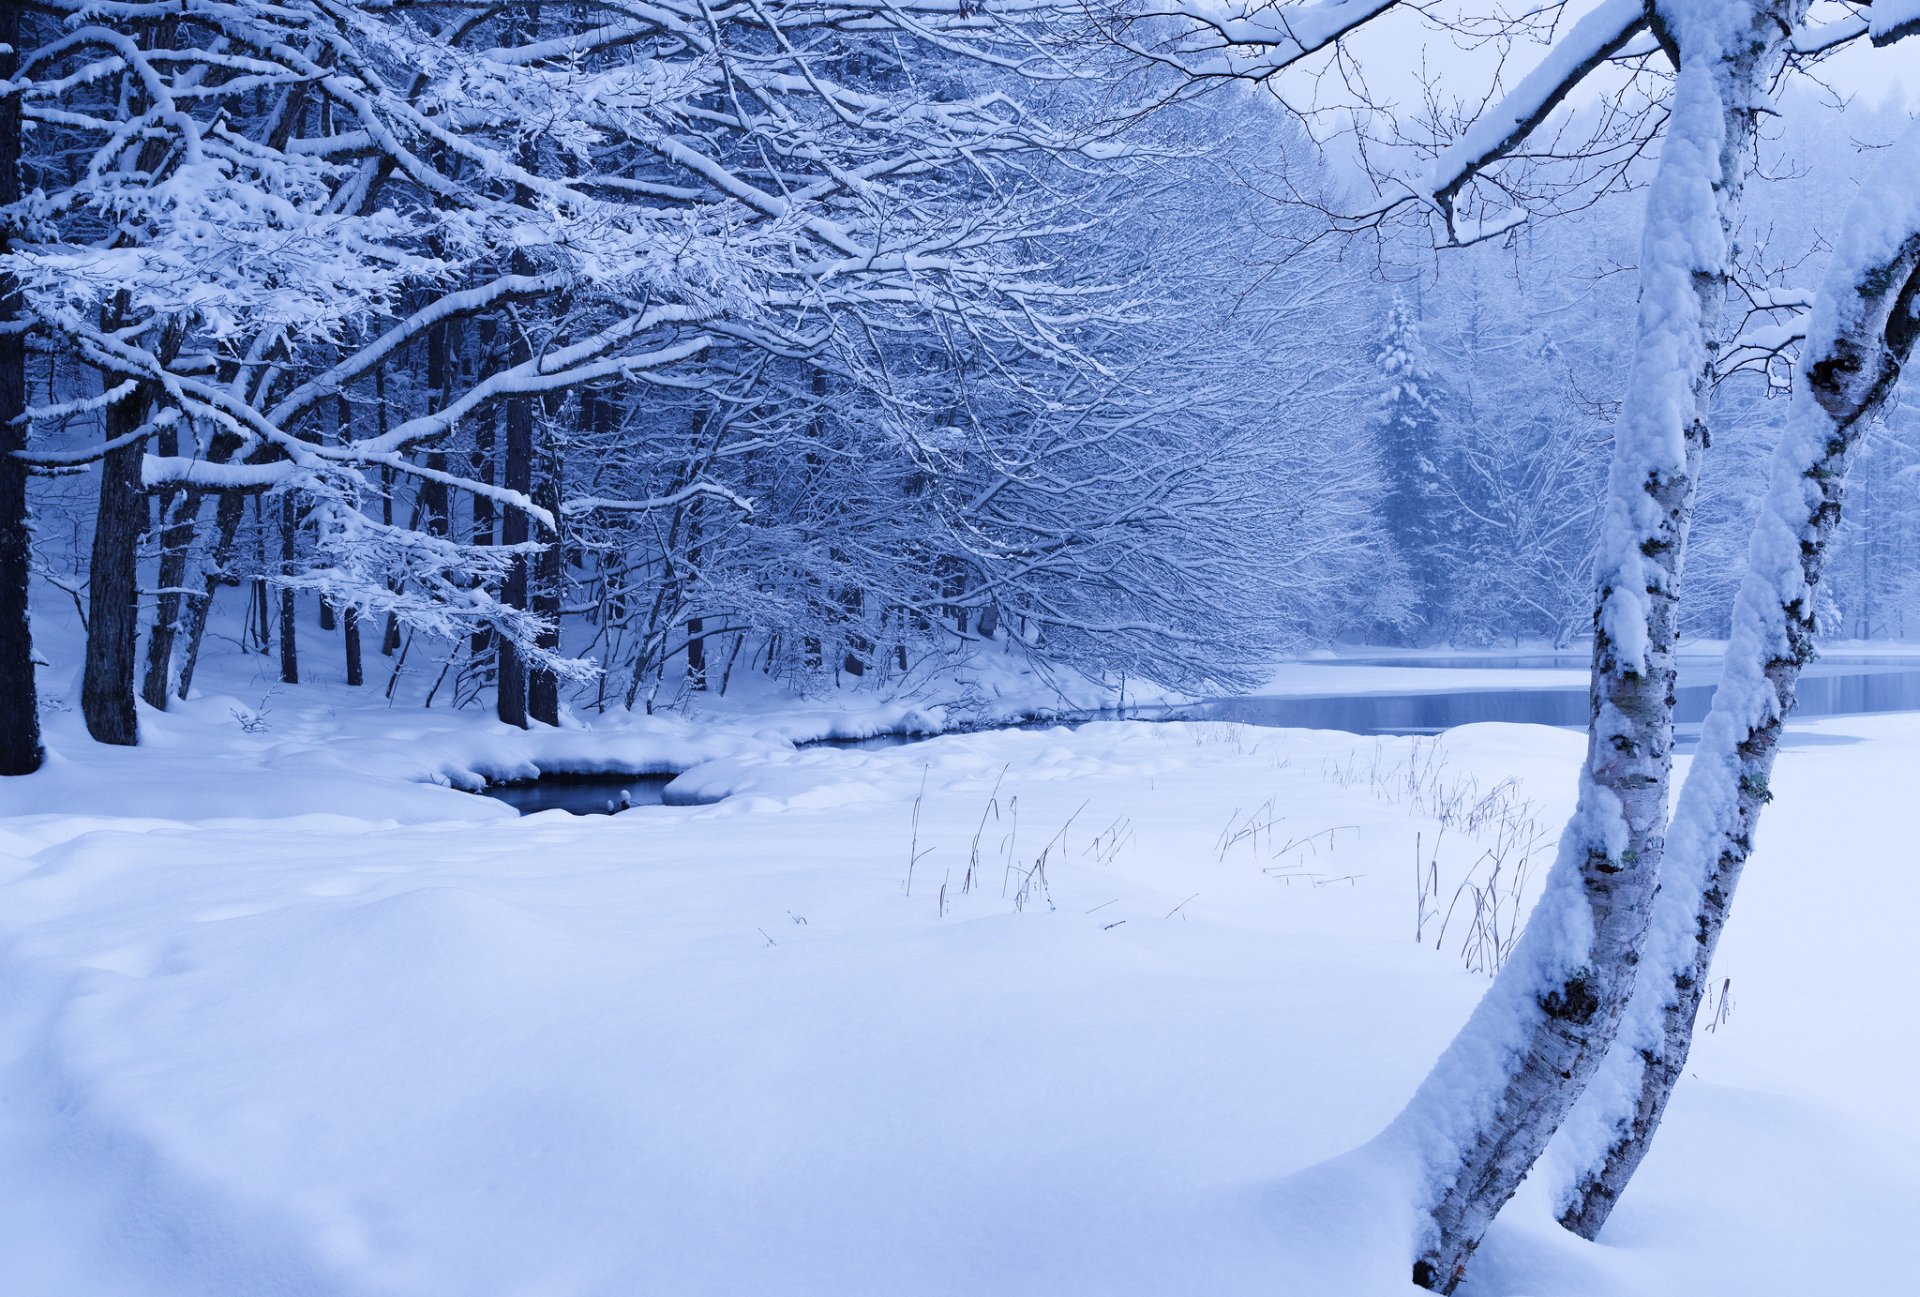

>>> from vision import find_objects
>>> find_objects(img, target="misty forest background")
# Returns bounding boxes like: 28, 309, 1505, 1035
4, 6, 1919, 740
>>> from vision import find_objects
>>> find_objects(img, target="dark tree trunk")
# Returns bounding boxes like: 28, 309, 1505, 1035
277, 492, 298, 685
470, 395, 497, 662
376, 370, 401, 657
343, 605, 364, 687
82, 387, 148, 746
840, 584, 868, 677
497, 385, 532, 729
684, 497, 705, 692
687, 618, 706, 691
250, 495, 271, 654
529, 459, 561, 725
0, 4, 41, 774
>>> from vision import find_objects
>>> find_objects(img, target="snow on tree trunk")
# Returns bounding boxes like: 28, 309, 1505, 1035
1395, 4, 1799, 1287
140, 489, 200, 709
1550, 116, 1920, 1240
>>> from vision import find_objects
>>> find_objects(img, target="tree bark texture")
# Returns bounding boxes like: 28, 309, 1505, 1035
83, 386, 149, 746
1402, 4, 1802, 1287
277, 491, 299, 684
1555, 118, 1920, 1238
139, 487, 199, 709
0, 4, 41, 774
497, 385, 532, 729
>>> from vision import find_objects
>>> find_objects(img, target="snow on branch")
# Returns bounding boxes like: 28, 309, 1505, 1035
1127, 0, 1404, 79
1871, 0, 1920, 44
562, 482, 756, 518
1427, 0, 1647, 234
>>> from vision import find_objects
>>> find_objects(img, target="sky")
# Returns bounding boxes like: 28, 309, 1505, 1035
1274, 0, 1918, 124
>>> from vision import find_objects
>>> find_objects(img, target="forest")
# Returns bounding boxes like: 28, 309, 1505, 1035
1, 2, 1918, 1295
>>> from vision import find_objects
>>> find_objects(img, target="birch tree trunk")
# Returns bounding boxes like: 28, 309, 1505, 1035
1552, 118, 1920, 1240
1399, 3, 1800, 1287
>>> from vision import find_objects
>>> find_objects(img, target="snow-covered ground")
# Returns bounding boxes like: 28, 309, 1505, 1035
1, 667, 1915, 1296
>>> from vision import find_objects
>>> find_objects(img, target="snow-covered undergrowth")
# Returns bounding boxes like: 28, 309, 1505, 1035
0, 681, 1914, 1294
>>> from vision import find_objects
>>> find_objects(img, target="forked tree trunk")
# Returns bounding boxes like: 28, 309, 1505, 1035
174, 486, 248, 699
1400, 4, 1800, 1287
1553, 120, 1920, 1239
0, 4, 41, 775
139, 487, 200, 708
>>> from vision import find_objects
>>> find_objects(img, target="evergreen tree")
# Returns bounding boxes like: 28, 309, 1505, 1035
1373, 296, 1449, 637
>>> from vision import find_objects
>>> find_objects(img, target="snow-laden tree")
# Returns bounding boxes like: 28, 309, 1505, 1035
555, 86, 1402, 710
0, 0, 1159, 742
1, 0, 1407, 754
1372, 294, 1451, 633
1419, 219, 1633, 647
1127, 0, 1920, 1286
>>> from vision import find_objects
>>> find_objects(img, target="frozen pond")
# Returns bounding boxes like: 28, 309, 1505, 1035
1174, 653, 1920, 742
480, 653, 1920, 814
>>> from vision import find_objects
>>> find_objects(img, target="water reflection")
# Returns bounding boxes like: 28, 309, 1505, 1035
1179, 657, 1920, 743
479, 656, 1920, 814
479, 773, 673, 816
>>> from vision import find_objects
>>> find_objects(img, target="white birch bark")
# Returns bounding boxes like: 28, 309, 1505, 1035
1549, 116, 1920, 1239
1393, 1, 1803, 1286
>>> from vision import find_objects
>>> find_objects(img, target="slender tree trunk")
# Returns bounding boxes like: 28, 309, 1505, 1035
687, 617, 706, 690
1553, 120, 1920, 1239
250, 495, 272, 654
139, 486, 199, 709
277, 492, 298, 685
0, 5, 41, 774
376, 368, 401, 657
470, 397, 497, 663
685, 497, 705, 692
83, 384, 150, 745
497, 388, 532, 728
175, 488, 247, 699
343, 604, 364, 687
529, 433, 562, 724
1400, 6, 1798, 1287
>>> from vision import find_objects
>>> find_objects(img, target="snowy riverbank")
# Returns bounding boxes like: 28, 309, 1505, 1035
0, 690, 1915, 1295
